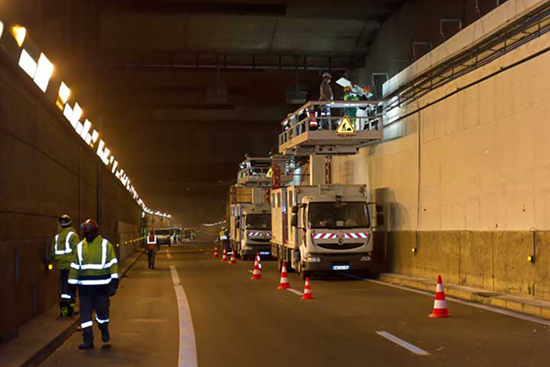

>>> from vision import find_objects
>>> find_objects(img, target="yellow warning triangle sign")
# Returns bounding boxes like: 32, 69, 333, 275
336, 116, 356, 136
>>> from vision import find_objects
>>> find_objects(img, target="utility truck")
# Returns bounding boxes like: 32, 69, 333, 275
229, 185, 272, 260
270, 184, 383, 278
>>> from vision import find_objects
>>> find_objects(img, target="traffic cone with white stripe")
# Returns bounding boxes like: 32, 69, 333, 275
277, 261, 290, 290
229, 249, 237, 264
429, 275, 450, 318
213, 246, 219, 258
221, 249, 228, 262
250, 253, 262, 280
301, 277, 313, 300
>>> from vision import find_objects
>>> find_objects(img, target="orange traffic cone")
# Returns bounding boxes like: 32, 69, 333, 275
250, 253, 262, 280
278, 261, 290, 290
221, 249, 228, 262
301, 277, 313, 300
229, 250, 237, 264
213, 246, 219, 258
429, 275, 450, 318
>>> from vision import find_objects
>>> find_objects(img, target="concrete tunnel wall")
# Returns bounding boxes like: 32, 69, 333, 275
0, 56, 143, 341
334, 12, 550, 301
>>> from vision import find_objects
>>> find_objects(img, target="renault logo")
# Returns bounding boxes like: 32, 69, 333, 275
338, 237, 344, 245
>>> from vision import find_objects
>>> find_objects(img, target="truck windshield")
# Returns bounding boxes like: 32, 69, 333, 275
308, 202, 370, 229
155, 230, 170, 235
246, 214, 271, 230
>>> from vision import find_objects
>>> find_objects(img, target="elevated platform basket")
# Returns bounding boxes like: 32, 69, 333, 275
278, 101, 383, 156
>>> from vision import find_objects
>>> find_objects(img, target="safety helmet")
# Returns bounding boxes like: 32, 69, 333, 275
150, 229, 154, 234
343, 86, 351, 92
58, 214, 72, 226
81, 219, 99, 234
322, 72, 332, 79
363, 86, 371, 94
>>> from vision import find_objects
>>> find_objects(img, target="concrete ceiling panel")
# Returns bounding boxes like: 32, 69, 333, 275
101, 14, 188, 50
272, 18, 369, 53
186, 15, 278, 51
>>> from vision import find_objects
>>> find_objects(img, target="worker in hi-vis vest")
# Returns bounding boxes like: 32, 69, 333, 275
146, 230, 159, 269
49, 214, 80, 317
68, 220, 119, 349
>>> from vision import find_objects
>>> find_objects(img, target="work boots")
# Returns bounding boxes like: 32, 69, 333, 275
99, 323, 110, 343
78, 328, 94, 349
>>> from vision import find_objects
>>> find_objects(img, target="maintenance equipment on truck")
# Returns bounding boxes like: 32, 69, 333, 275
271, 100, 385, 278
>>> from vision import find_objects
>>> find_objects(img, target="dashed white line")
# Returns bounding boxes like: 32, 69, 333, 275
286, 288, 304, 296
169, 266, 198, 367
376, 331, 430, 356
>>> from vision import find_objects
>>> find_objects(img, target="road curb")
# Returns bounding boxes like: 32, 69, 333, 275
17, 251, 145, 367
378, 273, 550, 320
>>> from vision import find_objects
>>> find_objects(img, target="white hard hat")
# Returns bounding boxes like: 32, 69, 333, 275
322, 72, 332, 78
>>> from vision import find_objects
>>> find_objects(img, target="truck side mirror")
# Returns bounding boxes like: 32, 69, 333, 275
291, 206, 298, 214
291, 213, 298, 227
376, 213, 385, 227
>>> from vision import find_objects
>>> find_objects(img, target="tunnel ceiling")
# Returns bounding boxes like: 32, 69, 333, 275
34, 0, 409, 223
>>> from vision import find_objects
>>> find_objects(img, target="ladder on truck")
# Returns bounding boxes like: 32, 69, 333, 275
278, 101, 383, 157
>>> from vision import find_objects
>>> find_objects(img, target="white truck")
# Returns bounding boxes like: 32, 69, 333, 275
229, 185, 272, 260
270, 184, 383, 278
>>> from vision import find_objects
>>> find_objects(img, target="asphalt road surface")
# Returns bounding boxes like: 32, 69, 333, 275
40, 242, 550, 367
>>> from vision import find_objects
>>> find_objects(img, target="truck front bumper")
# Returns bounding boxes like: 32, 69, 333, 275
241, 244, 272, 257
303, 253, 372, 272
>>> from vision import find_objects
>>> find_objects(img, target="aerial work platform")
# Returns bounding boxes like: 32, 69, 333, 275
237, 157, 273, 187
278, 101, 383, 156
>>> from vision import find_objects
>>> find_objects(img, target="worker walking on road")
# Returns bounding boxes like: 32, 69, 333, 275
49, 214, 80, 317
68, 220, 119, 350
146, 230, 159, 269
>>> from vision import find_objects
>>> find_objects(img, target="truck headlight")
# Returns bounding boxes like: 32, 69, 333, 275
306, 256, 321, 263
360, 255, 372, 262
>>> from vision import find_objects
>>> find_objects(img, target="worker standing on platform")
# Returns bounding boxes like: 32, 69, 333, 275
319, 72, 334, 130
49, 214, 80, 317
68, 220, 118, 350
146, 229, 159, 269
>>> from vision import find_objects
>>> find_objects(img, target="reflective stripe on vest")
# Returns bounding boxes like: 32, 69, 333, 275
220, 235, 228, 240
71, 239, 117, 270
55, 232, 75, 255
147, 235, 157, 244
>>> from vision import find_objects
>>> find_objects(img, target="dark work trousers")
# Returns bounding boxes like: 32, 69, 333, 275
147, 249, 157, 268
59, 269, 74, 315
78, 286, 110, 345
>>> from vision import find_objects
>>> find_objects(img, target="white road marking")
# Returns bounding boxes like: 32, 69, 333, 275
376, 331, 430, 356
286, 288, 304, 296
170, 266, 198, 367
340, 273, 550, 327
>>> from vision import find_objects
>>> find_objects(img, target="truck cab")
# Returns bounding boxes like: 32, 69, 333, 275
271, 184, 383, 278
237, 208, 272, 260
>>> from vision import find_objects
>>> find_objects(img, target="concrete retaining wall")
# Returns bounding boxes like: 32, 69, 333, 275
335, 14, 550, 300
0, 56, 142, 341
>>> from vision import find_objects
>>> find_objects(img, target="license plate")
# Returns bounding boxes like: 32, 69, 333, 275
259, 251, 270, 255
332, 265, 350, 271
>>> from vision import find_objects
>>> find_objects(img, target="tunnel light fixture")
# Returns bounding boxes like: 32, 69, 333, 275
11, 25, 26, 47
0, 21, 4, 41
34, 53, 54, 92
75, 121, 84, 135
18, 49, 37, 78
81, 119, 92, 140
58, 82, 71, 104
111, 160, 118, 173
70, 103, 82, 129
63, 103, 73, 122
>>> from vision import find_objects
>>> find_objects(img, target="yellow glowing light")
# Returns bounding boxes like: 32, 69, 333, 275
411, 248, 417, 253
11, 25, 26, 47
48, 263, 53, 270
58, 82, 71, 104
527, 256, 534, 262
